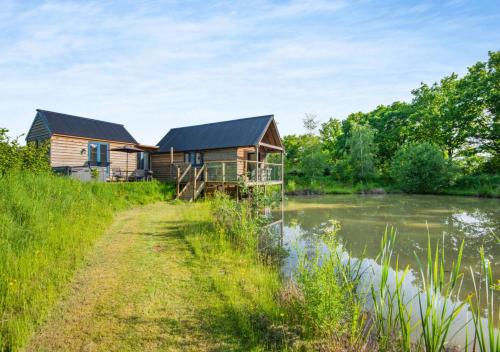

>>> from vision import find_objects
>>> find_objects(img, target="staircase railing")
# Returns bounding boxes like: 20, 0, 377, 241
176, 164, 192, 199
193, 164, 206, 200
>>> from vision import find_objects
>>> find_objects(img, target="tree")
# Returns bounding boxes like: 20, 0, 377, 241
319, 117, 342, 162
303, 113, 319, 135
410, 69, 489, 161
479, 51, 500, 156
299, 136, 328, 179
283, 134, 303, 175
346, 124, 376, 183
365, 102, 413, 170
390, 142, 448, 193
334, 112, 368, 158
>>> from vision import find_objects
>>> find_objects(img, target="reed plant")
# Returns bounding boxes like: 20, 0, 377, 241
415, 236, 467, 352
470, 246, 499, 352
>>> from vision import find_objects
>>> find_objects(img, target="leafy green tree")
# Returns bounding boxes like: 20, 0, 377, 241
410, 69, 488, 161
299, 136, 328, 179
365, 102, 413, 170
479, 51, 500, 157
319, 117, 342, 162
283, 134, 303, 175
334, 112, 368, 158
391, 142, 448, 193
346, 124, 376, 183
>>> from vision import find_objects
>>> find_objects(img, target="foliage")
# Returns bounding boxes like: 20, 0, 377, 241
319, 117, 342, 162
470, 246, 500, 352
390, 142, 449, 193
283, 51, 500, 196
0, 128, 50, 175
0, 172, 174, 350
299, 136, 328, 179
346, 124, 376, 183
292, 222, 365, 339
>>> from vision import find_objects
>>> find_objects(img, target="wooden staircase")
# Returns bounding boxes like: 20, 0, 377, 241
176, 164, 206, 201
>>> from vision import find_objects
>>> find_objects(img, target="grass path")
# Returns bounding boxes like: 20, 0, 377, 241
26, 202, 249, 352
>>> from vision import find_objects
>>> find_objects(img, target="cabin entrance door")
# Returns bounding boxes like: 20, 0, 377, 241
184, 151, 204, 167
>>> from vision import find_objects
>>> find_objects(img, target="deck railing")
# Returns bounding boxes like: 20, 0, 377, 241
168, 160, 283, 184
245, 161, 282, 183
205, 161, 238, 182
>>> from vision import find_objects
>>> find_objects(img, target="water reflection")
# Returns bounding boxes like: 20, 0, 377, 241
277, 194, 499, 305
267, 194, 499, 348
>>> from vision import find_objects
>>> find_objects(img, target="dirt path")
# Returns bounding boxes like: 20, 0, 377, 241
26, 202, 242, 352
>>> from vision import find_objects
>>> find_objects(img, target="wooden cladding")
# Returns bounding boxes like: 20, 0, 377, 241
49, 134, 137, 174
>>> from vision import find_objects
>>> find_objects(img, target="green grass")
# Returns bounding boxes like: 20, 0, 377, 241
286, 174, 500, 198
0, 172, 174, 351
285, 175, 395, 195
25, 201, 283, 351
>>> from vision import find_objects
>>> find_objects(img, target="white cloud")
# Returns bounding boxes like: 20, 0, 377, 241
0, 0, 498, 143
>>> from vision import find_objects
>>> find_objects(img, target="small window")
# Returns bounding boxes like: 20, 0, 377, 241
89, 143, 98, 165
195, 152, 203, 165
184, 152, 203, 166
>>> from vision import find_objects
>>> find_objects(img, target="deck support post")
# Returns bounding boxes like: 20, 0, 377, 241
194, 167, 197, 198
256, 145, 259, 184
281, 150, 284, 202
222, 162, 226, 192
176, 166, 180, 197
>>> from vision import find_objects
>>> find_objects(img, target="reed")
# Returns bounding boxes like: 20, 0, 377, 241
470, 246, 499, 352
370, 229, 400, 349
414, 236, 467, 352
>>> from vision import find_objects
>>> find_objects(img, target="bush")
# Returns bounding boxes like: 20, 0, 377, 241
0, 128, 50, 175
390, 142, 449, 193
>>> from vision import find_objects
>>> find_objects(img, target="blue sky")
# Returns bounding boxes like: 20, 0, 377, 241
1, 0, 499, 144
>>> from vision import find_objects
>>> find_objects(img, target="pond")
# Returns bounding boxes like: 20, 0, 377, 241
274, 194, 500, 342
280, 194, 499, 297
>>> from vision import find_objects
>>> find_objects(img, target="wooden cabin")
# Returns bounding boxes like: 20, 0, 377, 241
26, 109, 157, 181
152, 115, 284, 201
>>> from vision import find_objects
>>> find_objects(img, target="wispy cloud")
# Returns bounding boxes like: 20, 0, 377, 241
0, 0, 499, 143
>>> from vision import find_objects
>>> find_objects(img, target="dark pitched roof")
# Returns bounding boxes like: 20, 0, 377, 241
36, 109, 137, 143
156, 115, 274, 152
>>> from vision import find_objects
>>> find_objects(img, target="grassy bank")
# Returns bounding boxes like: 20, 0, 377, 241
285, 175, 500, 197
26, 201, 283, 351
285, 176, 395, 195
19, 193, 498, 351
0, 172, 174, 351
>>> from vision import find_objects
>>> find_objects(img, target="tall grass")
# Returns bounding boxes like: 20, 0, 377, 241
180, 194, 499, 351
470, 247, 499, 352
0, 172, 174, 351
415, 236, 467, 352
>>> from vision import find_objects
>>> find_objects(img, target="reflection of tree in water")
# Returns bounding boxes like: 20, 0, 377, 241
281, 195, 500, 303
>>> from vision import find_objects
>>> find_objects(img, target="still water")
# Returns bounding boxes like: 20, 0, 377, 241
277, 194, 499, 335
280, 194, 499, 294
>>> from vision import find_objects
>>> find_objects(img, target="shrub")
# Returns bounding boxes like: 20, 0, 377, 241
0, 128, 50, 175
390, 142, 449, 193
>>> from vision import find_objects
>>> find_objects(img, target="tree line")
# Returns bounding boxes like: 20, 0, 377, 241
283, 51, 499, 194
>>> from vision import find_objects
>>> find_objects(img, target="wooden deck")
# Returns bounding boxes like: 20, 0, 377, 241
167, 160, 283, 201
